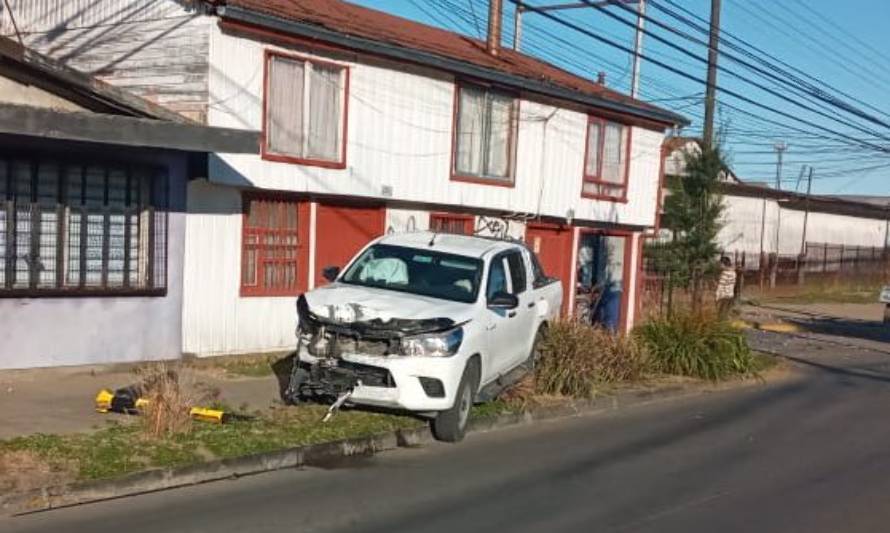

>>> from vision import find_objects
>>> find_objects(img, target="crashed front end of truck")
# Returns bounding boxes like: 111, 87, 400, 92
285, 295, 464, 410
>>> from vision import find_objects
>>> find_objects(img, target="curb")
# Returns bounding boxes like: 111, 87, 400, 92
0, 372, 787, 517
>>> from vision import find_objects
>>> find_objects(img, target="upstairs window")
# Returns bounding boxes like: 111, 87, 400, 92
453, 84, 518, 184
583, 117, 630, 200
0, 156, 167, 295
264, 51, 348, 167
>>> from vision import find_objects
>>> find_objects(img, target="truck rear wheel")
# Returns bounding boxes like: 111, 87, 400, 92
432, 360, 479, 443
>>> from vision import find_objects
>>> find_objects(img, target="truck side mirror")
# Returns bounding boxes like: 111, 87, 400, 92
488, 291, 519, 310
322, 265, 341, 282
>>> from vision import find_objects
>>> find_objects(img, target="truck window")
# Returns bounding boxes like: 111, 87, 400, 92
341, 244, 483, 303
487, 256, 509, 299
505, 252, 527, 294
528, 249, 549, 288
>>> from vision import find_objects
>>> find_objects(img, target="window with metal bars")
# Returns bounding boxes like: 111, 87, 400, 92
0, 156, 168, 295
241, 197, 303, 296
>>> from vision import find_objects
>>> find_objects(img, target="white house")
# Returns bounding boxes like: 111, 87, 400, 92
4, 0, 687, 364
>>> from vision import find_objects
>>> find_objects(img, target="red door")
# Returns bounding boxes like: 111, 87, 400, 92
526, 223, 574, 315
315, 204, 386, 287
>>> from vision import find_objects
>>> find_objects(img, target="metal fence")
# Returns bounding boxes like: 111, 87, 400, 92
639, 241, 890, 318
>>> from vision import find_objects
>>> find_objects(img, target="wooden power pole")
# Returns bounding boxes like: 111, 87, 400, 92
702, 0, 721, 146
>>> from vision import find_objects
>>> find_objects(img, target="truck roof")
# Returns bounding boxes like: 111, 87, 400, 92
376, 231, 521, 259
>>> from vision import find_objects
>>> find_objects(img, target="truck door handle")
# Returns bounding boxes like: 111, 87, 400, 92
508, 311, 517, 318
527, 302, 536, 308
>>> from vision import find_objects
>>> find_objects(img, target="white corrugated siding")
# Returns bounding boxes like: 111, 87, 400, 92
2, 0, 211, 121
207, 27, 664, 228
181, 180, 298, 355
718, 195, 888, 259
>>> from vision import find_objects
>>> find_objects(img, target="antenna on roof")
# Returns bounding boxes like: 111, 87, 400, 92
428, 232, 438, 247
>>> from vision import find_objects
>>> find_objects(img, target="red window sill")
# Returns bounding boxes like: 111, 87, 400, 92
261, 151, 347, 170
581, 192, 629, 203
450, 173, 515, 188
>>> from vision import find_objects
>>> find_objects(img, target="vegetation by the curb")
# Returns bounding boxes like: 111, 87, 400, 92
534, 320, 649, 398
636, 312, 757, 381
0, 405, 426, 490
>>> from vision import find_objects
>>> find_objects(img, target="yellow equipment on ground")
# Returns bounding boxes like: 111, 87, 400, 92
94, 386, 239, 424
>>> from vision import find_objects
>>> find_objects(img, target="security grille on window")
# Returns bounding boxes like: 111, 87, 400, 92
241, 198, 301, 296
583, 118, 630, 199
265, 52, 347, 165
454, 84, 517, 183
0, 157, 167, 294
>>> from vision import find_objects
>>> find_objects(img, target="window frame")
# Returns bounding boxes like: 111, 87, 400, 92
261, 49, 351, 170
0, 152, 168, 298
581, 116, 632, 202
450, 82, 519, 188
239, 192, 311, 298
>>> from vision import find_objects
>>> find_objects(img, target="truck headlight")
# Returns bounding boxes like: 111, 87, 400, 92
401, 327, 463, 357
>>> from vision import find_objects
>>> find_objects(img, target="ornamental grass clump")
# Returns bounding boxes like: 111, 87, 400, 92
636, 311, 756, 381
534, 320, 649, 398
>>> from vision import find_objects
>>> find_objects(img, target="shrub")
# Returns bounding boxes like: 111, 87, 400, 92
636, 311, 756, 380
534, 320, 649, 398
136, 363, 215, 438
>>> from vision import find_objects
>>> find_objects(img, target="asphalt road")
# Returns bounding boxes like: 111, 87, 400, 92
8, 330, 890, 533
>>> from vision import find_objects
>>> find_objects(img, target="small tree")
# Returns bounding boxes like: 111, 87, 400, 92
659, 141, 726, 312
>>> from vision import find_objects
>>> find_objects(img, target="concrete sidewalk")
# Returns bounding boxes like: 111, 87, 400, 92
0, 361, 284, 440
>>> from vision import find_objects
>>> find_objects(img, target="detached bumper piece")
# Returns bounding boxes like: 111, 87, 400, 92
94, 386, 250, 424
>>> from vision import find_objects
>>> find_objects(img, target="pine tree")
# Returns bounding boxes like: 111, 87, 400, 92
658, 141, 726, 312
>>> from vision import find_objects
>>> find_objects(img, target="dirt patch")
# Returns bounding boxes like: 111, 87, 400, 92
0, 450, 75, 492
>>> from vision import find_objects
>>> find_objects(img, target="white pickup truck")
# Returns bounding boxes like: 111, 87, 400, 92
286, 231, 562, 442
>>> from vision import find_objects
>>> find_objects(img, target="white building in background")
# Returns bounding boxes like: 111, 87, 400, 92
664, 138, 889, 267
4, 0, 687, 366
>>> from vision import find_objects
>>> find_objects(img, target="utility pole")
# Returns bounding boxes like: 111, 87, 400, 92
799, 166, 813, 256
769, 142, 788, 288
630, 0, 646, 98
702, 0, 721, 146
798, 166, 814, 285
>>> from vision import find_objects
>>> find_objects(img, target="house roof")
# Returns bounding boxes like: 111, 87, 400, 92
721, 182, 890, 220
212, 0, 688, 127
0, 36, 189, 123
0, 36, 259, 154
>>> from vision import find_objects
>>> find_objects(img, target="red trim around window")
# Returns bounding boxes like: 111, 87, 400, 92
260, 49, 350, 170
581, 117, 632, 203
239, 192, 311, 297
449, 82, 519, 188
429, 212, 475, 234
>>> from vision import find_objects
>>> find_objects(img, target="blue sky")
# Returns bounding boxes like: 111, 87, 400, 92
351, 0, 890, 197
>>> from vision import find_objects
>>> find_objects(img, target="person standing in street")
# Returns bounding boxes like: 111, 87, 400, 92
716, 256, 737, 319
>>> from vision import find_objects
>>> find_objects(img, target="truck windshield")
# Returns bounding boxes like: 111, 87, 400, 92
340, 244, 483, 303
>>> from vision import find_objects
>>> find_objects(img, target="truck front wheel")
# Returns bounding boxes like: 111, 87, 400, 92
432, 360, 479, 442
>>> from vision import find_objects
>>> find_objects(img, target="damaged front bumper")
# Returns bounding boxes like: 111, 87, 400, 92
289, 295, 466, 411
296, 351, 463, 411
